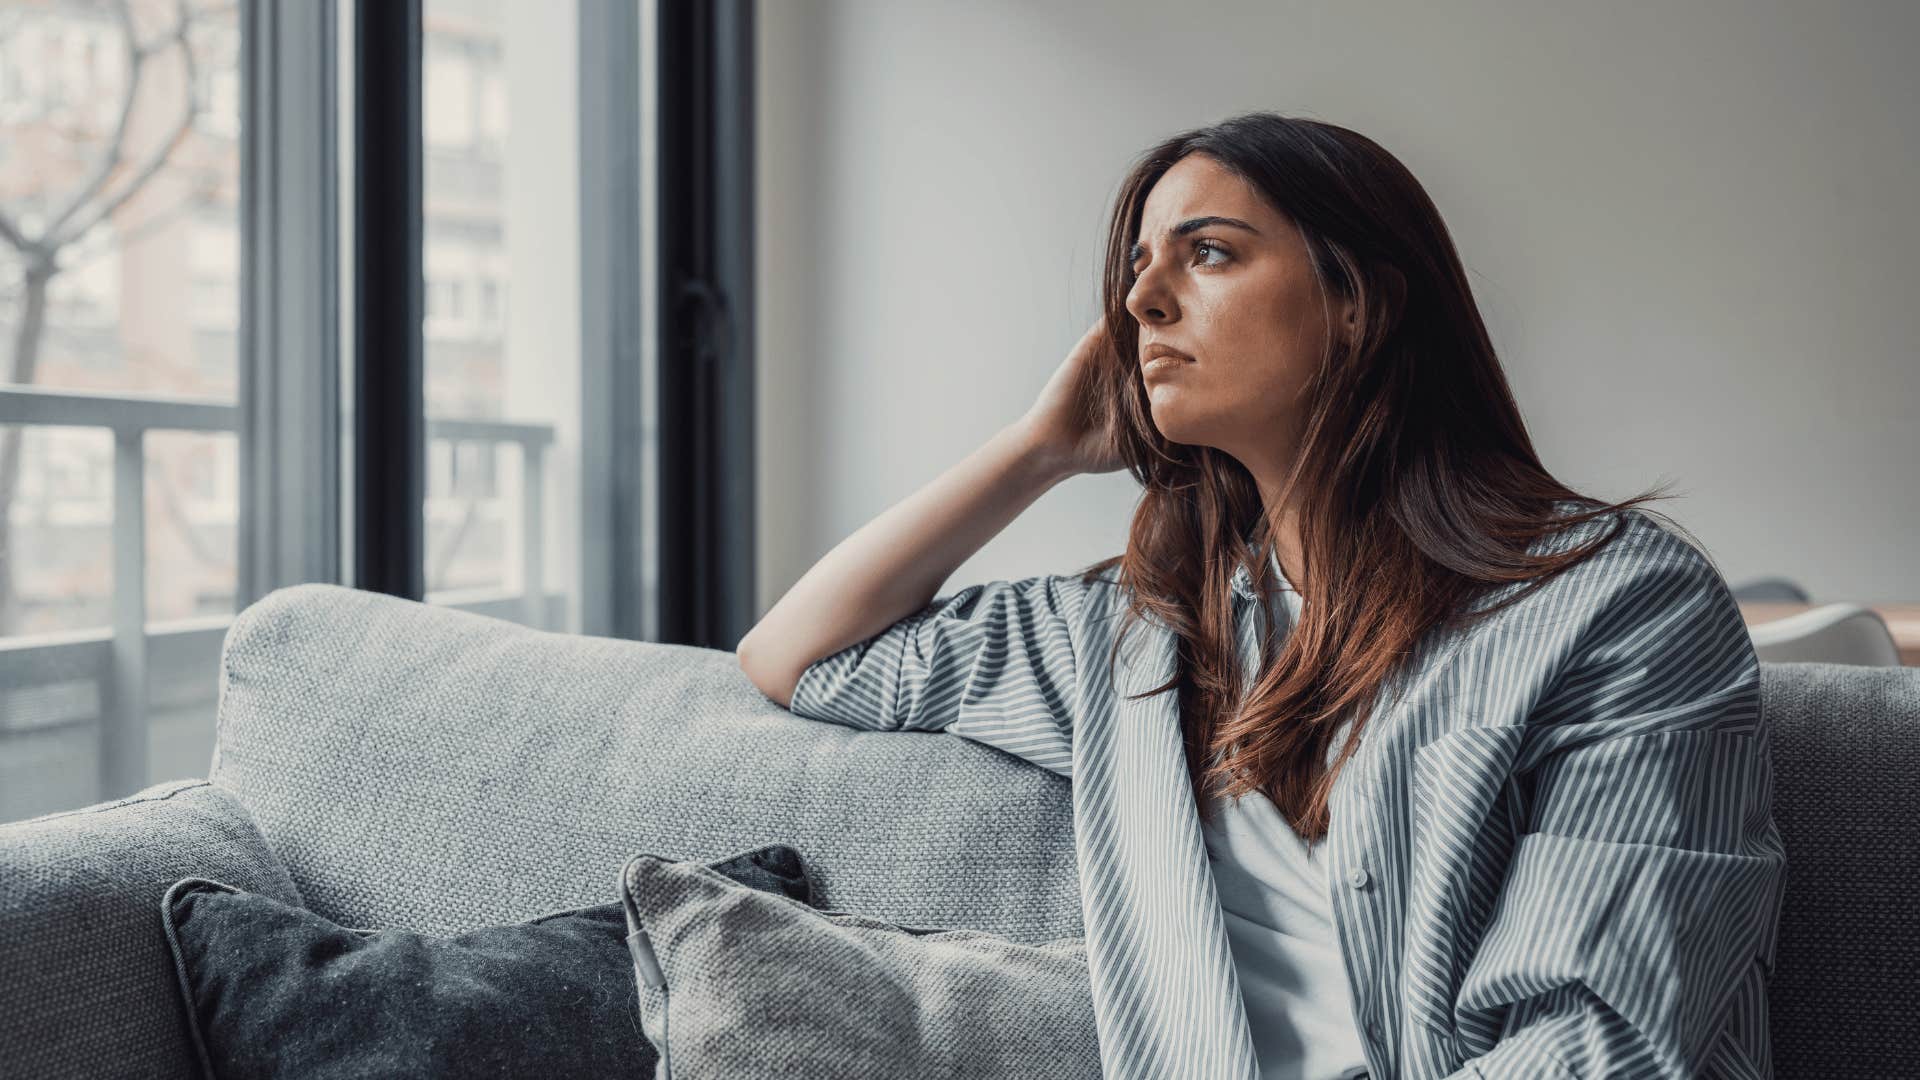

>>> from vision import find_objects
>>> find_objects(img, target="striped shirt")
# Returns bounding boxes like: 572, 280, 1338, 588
789, 508, 1788, 1078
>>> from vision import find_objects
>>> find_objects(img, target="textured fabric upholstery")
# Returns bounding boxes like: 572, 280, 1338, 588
1759, 661, 1920, 1077
620, 851, 1099, 1078
0, 778, 304, 1079
210, 583, 1082, 942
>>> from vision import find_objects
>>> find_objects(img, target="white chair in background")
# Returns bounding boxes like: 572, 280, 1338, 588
1730, 576, 1811, 603
1749, 603, 1902, 666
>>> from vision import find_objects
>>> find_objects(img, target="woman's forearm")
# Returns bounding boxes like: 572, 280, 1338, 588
737, 420, 1071, 708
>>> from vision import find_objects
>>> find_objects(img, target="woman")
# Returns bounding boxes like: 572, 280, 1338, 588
738, 112, 1786, 1080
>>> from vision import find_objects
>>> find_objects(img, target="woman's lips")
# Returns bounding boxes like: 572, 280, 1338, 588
1143, 356, 1190, 377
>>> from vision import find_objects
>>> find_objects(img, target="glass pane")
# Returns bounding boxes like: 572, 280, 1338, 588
0, 0, 242, 821
418, 0, 583, 632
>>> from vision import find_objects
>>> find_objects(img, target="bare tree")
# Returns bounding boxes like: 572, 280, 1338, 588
0, 0, 226, 634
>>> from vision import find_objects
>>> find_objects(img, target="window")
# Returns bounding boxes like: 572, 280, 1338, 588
3, 0, 740, 824
407, 0, 585, 627
0, 0, 243, 820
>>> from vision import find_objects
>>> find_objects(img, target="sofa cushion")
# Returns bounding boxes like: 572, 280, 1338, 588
620, 851, 1100, 1078
161, 844, 818, 1078
0, 779, 303, 1080
211, 584, 1081, 943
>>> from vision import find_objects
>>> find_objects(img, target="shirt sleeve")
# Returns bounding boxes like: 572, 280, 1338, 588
785, 574, 1084, 779
1442, 532, 1788, 1079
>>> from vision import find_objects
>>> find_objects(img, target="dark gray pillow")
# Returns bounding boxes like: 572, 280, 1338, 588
161, 843, 817, 1079
620, 851, 1100, 1078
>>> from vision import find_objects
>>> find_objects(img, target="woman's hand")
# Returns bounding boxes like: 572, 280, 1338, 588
1020, 318, 1129, 479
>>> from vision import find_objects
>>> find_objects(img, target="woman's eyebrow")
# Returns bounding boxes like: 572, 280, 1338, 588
1128, 216, 1261, 263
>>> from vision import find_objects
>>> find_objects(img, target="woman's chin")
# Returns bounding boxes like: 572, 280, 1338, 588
1147, 405, 1204, 445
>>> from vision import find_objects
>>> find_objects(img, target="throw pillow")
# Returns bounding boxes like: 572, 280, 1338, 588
161, 843, 818, 1078
619, 851, 1100, 1078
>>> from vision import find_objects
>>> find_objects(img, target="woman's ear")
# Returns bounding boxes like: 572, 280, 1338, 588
1376, 264, 1408, 325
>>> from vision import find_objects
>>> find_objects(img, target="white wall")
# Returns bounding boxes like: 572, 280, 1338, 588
756, 0, 1920, 614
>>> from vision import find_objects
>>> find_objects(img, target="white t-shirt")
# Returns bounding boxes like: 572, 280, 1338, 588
1201, 568, 1371, 1080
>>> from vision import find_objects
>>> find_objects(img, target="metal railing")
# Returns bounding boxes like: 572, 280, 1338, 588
0, 384, 555, 810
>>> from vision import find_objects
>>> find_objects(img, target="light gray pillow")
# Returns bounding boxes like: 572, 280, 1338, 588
618, 852, 1100, 1078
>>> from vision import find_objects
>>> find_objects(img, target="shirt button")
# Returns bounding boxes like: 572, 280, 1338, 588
1347, 867, 1371, 890
1365, 1018, 1383, 1041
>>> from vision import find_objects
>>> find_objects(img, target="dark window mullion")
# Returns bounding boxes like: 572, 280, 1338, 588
352, 0, 426, 600
655, 0, 755, 650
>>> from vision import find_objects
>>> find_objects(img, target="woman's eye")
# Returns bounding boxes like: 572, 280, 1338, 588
1194, 240, 1229, 266
1128, 241, 1229, 278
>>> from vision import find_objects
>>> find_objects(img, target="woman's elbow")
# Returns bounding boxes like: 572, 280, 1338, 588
736, 635, 799, 710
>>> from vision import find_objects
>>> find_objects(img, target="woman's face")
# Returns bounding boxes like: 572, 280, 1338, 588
1124, 153, 1352, 463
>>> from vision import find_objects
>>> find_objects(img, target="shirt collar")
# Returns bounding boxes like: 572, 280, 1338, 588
1229, 548, 1292, 602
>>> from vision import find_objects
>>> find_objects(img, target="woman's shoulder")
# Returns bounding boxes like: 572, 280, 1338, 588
1035, 561, 1145, 645
1045, 560, 1127, 601
944, 565, 1127, 637
1447, 502, 1736, 659
1532, 501, 1723, 586
1498, 504, 1745, 670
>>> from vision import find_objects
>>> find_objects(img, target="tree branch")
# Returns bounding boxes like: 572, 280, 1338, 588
51, 0, 204, 249
0, 211, 29, 255
51, 177, 218, 279
39, 0, 145, 243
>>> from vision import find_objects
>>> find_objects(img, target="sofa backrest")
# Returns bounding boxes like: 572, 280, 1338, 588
213, 585, 1920, 1073
1757, 660, 1920, 1075
211, 584, 1083, 944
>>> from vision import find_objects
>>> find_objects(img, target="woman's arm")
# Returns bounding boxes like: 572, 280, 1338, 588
1441, 532, 1787, 1079
737, 420, 1068, 710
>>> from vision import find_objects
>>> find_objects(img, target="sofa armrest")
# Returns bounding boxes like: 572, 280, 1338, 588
1, 778, 304, 1079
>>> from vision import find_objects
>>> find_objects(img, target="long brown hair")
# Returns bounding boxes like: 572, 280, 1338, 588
1066, 112, 1697, 847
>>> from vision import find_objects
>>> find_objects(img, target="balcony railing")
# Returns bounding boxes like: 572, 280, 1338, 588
0, 385, 556, 817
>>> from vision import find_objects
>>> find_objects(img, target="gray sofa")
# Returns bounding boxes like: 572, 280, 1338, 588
3, 582, 1915, 1078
